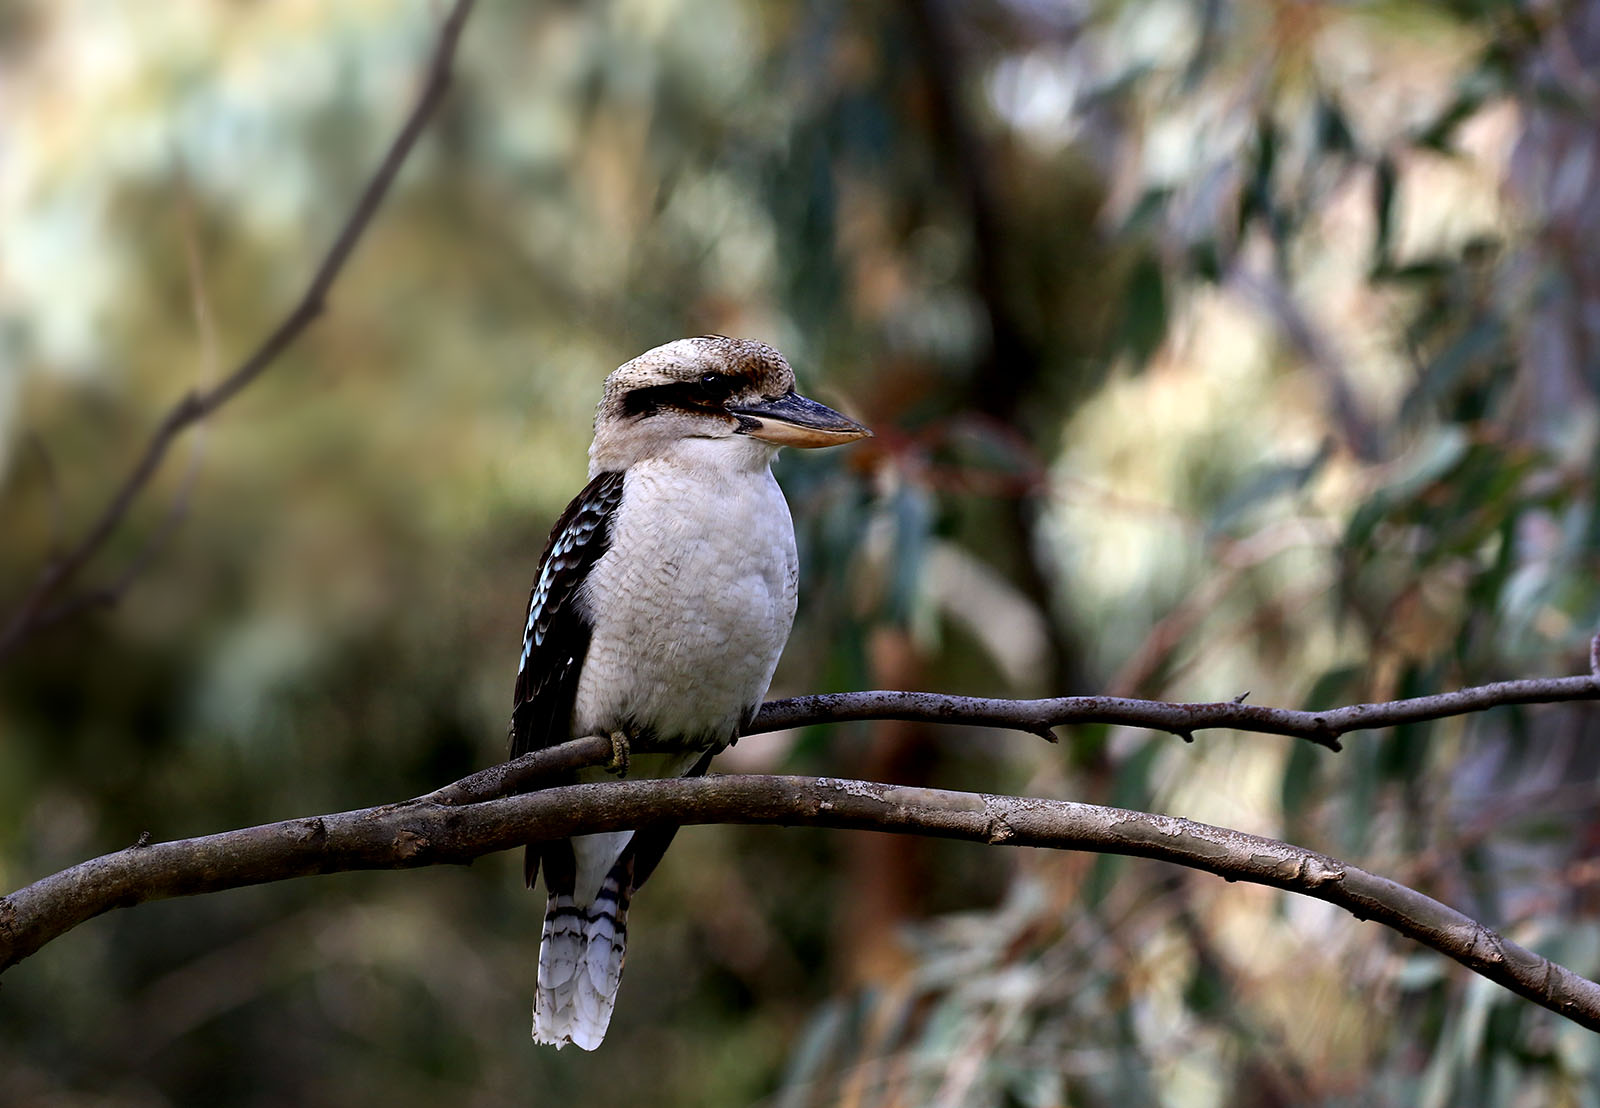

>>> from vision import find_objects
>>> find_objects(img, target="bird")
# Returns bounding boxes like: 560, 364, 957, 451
510, 336, 871, 1050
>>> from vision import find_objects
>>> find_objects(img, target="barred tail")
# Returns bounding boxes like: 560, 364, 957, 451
532, 869, 630, 1050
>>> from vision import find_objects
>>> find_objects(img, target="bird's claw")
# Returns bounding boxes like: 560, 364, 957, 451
607, 730, 631, 776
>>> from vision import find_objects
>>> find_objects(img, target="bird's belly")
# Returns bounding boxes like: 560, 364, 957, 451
570, 464, 798, 749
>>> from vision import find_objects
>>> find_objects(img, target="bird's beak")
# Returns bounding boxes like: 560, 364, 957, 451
729, 391, 872, 448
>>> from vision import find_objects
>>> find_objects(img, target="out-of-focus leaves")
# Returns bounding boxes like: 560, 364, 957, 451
1414, 65, 1502, 152
8, 0, 1600, 1105
885, 480, 934, 626
1316, 94, 1356, 158
1401, 316, 1505, 424
1382, 666, 1440, 787
1119, 186, 1175, 234
1109, 733, 1161, 812
1206, 440, 1332, 538
1111, 251, 1167, 369
1372, 153, 1398, 274
1239, 114, 1280, 237
1343, 427, 1470, 552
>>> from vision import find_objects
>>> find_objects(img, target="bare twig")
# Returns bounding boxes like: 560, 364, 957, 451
413, 671, 1600, 808
0, 0, 476, 662
27, 181, 224, 637
20, 433, 68, 561
5, 772, 1599, 1031
29, 454, 204, 635
751, 672, 1600, 753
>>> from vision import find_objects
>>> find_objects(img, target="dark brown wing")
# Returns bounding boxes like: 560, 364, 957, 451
510, 470, 626, 757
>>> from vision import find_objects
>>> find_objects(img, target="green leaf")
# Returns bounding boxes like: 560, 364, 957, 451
1114, 252, 1168, 368
1239, 115, 1279, 234
1207, 440, 1333, 538
1110, 735, 1160, 811
1401, 317, 1505, 424
1373, 154, 1397, 274
1344, 427, 1470, 551
1316, 93, 1355, 156
1303, 664, 1364, 711
1280, 739, 1323, 823
885, 483, 933, 626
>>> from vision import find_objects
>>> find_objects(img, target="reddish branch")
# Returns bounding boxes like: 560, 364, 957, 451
0, 0, 476, 661
5, 770, 1600, 1032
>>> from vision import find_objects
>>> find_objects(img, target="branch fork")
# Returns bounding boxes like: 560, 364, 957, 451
5, 670, 1600, 1031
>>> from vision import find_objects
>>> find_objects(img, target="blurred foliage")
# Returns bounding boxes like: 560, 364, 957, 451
3, 0, 1600, 1106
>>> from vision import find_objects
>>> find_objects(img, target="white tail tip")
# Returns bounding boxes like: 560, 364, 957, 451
532, 883, 628, 1050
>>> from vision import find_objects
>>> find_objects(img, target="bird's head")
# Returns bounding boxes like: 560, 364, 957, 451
589, 336, 870, 473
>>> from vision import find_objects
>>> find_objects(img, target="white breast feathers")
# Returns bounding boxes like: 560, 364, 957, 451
571, 440, 799, 749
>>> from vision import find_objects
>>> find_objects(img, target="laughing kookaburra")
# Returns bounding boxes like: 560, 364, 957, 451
510, 336, 870, 1050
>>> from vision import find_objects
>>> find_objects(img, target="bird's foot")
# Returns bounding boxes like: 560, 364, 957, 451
606, 729, 631, 777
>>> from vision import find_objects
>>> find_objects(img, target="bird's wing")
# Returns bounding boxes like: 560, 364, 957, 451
510, 469, 627, 757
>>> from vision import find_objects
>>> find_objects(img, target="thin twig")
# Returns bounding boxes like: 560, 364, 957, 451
0, 0, 476, 662
29, 456, 204, 635
4, 773, 1599, 1031
21, 433, 68, 561
27, 179, 224, 636
751, 671, 1600, 753
414, 671, 1600, 808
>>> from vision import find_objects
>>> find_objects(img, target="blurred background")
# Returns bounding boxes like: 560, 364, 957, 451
3, 0, 1600, 1104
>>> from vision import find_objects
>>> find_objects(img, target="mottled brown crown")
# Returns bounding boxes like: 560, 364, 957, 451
597, 335, 794, 424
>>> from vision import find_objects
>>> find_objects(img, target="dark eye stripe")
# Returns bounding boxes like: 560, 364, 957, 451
621, 376, 739, 418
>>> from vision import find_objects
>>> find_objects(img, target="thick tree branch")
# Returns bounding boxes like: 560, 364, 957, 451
0, 0, 476, 662
4, 772, 1599, 1032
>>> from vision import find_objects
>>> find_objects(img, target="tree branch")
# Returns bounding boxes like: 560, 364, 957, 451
5, 771, 1599, 1032
0, 0, 476, 662
750, 668, 1600, 753
414, 665, 1600, 808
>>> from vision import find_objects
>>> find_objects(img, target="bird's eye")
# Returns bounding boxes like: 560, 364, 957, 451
699, 373, 723, 387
